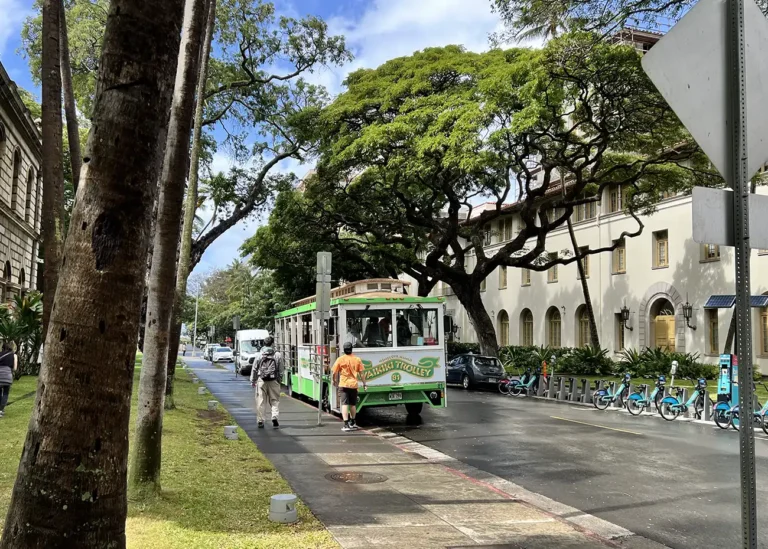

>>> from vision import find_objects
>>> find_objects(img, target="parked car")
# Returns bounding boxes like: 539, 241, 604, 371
446, 354, 505, 389
204, 343, 222, 361
212, 346, 234, 363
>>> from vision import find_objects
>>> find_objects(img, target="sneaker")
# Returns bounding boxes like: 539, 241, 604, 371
349, 419, 359, 430
0, 411, 4, 418
342, 422, 352, 432
272, 418, 279, 429
258, 421, 265, 428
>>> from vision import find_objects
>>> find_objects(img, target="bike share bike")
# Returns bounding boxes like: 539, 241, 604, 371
498, 368, 528, 395
658, 377, 714, 421
593, 373, 632, 410
508, 367, 543, 397
625, 375, 667, 416
725, 382, 768, 433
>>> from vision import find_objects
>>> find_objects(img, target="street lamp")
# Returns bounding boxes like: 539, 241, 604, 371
620, 303, 633, 331
682, 294, 696, 330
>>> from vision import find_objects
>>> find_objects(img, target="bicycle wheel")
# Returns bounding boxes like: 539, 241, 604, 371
659, 398, 682, 421
593, 391, 610, 410
498, 381, 510, 395
510, 381, 523, 397
731, 406, 741, 431
713, 403, 732, 430
654, 390, 665, 410
626, 394, 645, 416
762, 413, 768, 436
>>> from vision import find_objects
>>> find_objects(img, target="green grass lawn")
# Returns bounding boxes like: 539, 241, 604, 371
0, 359, 338, 549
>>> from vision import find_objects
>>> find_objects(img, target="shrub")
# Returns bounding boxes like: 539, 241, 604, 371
559, 346, 614, 376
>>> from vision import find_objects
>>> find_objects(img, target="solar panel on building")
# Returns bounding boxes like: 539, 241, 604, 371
704, 295, 736, 308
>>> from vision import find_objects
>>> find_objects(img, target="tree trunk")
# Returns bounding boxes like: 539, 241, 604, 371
40, 0, 65, 339
59, 0, 81, 194
567, 218, 600, 348
453, 282, 498, 357
0, 0, 184, 546
165, 319, 182, 409
166, 0, 216, 404
131, 0, 208, 492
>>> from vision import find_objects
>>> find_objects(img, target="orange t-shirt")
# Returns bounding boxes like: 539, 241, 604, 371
332, 354, 364, 389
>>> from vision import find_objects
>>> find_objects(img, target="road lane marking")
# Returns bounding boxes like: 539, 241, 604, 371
550, 416, 644, 435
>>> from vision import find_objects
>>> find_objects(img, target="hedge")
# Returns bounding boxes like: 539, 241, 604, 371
446, 342, 732, 379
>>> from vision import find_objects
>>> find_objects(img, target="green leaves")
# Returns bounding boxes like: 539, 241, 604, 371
0, 292, 44, 379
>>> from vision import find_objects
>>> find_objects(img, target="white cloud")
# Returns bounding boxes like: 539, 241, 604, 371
305, 0, 539, 96
0, 0, 30, 56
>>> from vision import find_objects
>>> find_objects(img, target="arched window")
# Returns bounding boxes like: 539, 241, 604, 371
497, 310, 510, 347
547, 306, 562, 348
11, 149, 21, 212
24, 168, 34, 222
520, 309, 534, 346
18, 268, 25, 289
576, 305, 591, 348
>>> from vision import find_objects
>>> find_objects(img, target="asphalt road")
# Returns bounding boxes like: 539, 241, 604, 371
357, 386, 768, 549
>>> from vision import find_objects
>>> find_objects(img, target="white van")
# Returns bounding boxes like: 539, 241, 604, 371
234, 329, 270, 372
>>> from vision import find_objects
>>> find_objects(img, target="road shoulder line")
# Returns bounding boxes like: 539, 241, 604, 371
366, 426, 671, 548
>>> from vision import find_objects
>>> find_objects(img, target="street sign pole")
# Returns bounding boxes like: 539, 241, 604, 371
728, 0, 757, 545
316, 252, 332, 426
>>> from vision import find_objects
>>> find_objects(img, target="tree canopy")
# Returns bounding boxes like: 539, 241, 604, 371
298, 33, 714, 354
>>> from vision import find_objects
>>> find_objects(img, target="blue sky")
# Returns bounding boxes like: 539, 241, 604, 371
0, 0, 522, 277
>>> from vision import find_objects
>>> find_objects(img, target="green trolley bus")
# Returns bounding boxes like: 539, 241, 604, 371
274, 279, 448, 417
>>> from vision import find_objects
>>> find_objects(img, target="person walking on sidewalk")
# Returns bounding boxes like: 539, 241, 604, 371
0, 343, 18, 418
332, 342, 368, 431
250, 336, 283, 429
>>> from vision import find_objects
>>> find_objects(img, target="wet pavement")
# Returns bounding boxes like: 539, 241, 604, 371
182, 354, 668, 548
355, 386, 768, 549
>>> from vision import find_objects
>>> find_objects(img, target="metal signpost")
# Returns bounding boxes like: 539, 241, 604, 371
642, 0, 768, 545
316, 252, 332, 426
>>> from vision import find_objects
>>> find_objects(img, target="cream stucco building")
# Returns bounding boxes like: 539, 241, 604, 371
419, 186, 768, 369
0, 61, 42, 299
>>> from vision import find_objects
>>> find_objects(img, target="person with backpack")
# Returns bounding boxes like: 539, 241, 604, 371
0, 342, 18, 418
250, 336, 283, 429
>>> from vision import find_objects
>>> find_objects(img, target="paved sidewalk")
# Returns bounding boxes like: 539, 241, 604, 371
183, 355, 667, 549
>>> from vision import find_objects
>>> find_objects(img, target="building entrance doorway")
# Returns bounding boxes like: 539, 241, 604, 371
650, 298, 676, 352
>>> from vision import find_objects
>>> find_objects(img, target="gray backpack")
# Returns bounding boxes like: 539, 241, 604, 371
259, 354, 278, 381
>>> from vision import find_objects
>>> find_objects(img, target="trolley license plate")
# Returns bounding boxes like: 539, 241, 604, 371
388, 392, 403, 401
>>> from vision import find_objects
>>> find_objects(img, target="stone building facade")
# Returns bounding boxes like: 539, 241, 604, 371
0, 61, 42, 300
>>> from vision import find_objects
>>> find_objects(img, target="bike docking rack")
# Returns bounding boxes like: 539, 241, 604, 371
568, 377, 580, 402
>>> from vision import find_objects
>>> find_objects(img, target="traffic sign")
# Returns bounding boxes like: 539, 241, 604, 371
692, 187, 768, 248
642, 0, 768, 179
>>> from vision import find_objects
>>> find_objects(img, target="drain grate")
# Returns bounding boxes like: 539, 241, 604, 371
325, 472, 388, 484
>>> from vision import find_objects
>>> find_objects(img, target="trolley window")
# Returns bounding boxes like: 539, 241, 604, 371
346, 309, 393, 348
398, 308, 439, 346
301, 314, 312, 345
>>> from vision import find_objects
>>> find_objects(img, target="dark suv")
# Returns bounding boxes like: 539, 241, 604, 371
447, 354, 505, 389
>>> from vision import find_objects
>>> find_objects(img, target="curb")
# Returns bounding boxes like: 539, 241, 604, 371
365, 426, 672, 549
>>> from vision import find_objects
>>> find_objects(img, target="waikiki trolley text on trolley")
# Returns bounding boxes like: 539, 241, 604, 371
273, 279, 448, 417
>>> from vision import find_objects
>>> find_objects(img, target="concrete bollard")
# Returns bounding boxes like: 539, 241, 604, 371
269, 494, 298, 523
198, 387, 207, 395
224, 426, 238, 440
208, 400, 218, 411
568, 377, 579, 402
580, 379, 592, 404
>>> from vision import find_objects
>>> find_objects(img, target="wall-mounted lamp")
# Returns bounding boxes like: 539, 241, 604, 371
561, 305, 566, 316
620, 303, 633, 331
682, 294, 697, 330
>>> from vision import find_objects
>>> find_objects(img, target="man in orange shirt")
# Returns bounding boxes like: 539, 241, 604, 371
332, 342, 368, 431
